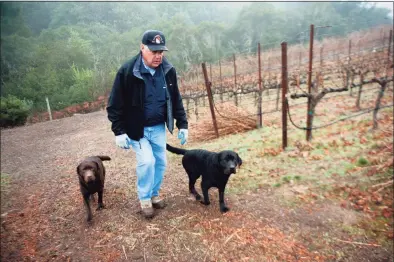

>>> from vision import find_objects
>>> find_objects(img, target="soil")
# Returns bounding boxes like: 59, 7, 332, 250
1, 109, 393, 262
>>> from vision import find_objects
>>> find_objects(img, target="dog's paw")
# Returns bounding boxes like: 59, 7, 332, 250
96, 203, 105, 210
195, 194, 202, 201
200, 200, 210, 206
87, 214, 93, 222
220, 206, 230, 213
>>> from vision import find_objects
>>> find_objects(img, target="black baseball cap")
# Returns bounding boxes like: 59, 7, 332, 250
141, 30, 168, 51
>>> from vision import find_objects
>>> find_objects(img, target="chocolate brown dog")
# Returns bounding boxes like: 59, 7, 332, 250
77, 155, 111, 221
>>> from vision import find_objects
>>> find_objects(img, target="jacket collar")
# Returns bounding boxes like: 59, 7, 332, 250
133, 52, 173, 79
162, 56, 173, 75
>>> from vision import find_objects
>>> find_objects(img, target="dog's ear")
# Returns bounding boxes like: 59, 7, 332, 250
217, 152, 225, 167
77, 163, 82, 175
236, 153, 243, 167
77, 163, 84, 182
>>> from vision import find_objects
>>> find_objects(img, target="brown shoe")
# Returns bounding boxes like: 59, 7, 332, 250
141, 207, 154, 218
152, 196, 166, 209
140, 201, 155, 219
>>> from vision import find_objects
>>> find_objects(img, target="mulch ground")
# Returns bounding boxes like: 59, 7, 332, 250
1, 105, 393, 261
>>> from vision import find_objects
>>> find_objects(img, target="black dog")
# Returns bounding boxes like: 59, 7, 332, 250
77, 155, 111, 221
166, 144, 242, 213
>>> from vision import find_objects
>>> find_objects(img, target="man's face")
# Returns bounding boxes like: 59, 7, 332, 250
141, 44, 164, 68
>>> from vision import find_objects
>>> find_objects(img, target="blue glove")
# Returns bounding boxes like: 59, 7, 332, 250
115, 134, 132, 149
178, 129, 188, 145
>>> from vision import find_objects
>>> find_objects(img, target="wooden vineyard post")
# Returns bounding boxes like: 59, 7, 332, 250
348, 39, 353, 96
202, 63, 219, 138
209, 63, 212, 85
46, 97, 53, 121
281, 42, 288, 150
306, 24, 314, 141
258, 42, 263, 128
233, 54, 238, 106
388, 30, 392, 64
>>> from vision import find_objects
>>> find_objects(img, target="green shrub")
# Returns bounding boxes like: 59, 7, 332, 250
282, 176, 291, 183
68, 64, 96, 105
357, 157, 369, 167
294, 175, 302, 181
0, 95, 33, 127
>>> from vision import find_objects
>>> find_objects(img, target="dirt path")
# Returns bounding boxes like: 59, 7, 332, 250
1, 109, 393, 261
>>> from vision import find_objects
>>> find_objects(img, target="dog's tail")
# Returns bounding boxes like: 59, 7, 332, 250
166, 144, 187, 155
97, 156, 111, 161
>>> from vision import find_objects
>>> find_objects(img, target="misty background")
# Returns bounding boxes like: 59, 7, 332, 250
0, 2, 392, 113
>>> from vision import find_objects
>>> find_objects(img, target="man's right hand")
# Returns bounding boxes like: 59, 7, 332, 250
115, 134, 132, 149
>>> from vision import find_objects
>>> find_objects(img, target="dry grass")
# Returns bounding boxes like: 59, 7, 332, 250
189, 102, 256, 142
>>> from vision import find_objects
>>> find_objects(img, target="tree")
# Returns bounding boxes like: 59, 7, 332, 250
0, 1, 391, 114
225, 3, 286, 53
0, 2, 31, 37
195, 22, 227, 62
19, 2, 54, 36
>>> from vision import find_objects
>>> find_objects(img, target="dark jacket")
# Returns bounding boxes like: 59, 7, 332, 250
106, 52, 188, 141
140, 61, 167, 127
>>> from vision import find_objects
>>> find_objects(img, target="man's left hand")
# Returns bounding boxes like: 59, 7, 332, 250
178, 129, 188, 145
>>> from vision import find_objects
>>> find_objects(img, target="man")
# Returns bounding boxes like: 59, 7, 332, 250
107, 30, 188, 219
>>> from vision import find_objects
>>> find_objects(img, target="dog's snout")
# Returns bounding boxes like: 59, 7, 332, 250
84, 171, 95, 183
230, 167, 236, 174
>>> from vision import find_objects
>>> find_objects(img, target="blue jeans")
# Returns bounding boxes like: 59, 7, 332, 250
129, 123, 167, 202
